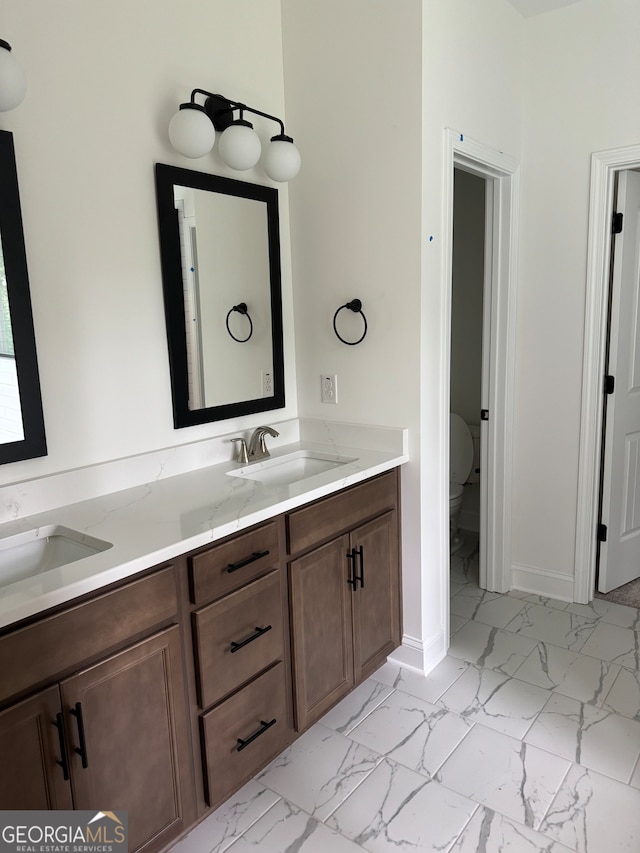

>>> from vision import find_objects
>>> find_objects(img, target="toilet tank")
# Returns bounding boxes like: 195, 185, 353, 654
467, 423, 481, 484
450, 413, 473, 485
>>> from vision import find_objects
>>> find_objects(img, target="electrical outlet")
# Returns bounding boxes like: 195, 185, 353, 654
262, 370, 273, 397
321, 374, 338, 404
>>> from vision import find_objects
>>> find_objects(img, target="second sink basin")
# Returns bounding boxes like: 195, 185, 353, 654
0, 525, 113, 587
227, 450, 357, 487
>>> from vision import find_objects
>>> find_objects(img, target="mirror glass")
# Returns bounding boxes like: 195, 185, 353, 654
155, 165, 285, 428
0, 233, 24, 444
0, 130, 46, 464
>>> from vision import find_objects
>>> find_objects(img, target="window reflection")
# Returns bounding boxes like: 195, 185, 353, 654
0, 236, 24, 443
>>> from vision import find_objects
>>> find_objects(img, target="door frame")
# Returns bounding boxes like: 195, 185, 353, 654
575, 144, 640, 603
443, 130, 520, 606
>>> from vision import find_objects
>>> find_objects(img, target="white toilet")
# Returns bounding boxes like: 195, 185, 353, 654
450, 413, 474, 554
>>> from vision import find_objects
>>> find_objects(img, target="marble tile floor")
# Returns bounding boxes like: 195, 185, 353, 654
172, 536, 640, 853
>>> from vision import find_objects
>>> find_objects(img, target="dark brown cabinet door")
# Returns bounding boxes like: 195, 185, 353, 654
351, 511, 400, 680
60, 626, 193, 853
289, 535, 354, 730
0, 685, 73, 810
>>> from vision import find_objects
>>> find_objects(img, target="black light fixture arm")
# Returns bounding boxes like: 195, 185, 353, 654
170, 84, 300, 179
186, 88, 287, 137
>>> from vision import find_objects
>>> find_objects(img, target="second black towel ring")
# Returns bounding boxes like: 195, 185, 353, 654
333, 299, 368, 346
226, 303, 253, 343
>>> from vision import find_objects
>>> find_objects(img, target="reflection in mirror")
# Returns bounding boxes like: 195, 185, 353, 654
173, 185, 273, 409
155, 165, 284, 428
0, 130, 46, 464
0, 235, 24, 443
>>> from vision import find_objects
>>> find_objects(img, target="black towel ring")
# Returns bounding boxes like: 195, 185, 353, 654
333, 298, 367, 346
226, 303, 253, 343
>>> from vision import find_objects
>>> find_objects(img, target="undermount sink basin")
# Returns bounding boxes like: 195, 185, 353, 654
0, 525, 112, 587
227, 450, 357, 488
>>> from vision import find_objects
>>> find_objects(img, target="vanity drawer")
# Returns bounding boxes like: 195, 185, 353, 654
201, 661, 290, 808
0, 566, 178, 705
193, 570, 283, 709
287, 470, 398, 555
189, 521, 280, 605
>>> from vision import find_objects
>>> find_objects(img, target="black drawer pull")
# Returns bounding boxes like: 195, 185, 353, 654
70, 702, 89, 768
230, 624, 272, 653
52, 713, 70, 781
355, 545, 365, 588
346, 549, 358, 590
227, 550, 270, 573
236, 718, 276, 752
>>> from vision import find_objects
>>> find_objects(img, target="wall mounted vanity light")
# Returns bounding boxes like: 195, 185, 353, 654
169, 89, 301, 182
333, 299, 368, 346
0, 40, 26, 111
225, 302, 254, 343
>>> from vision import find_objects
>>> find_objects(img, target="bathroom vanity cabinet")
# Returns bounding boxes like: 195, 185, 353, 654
0, 467, 401, 852
0, 566, 195, 853
287, 470, 401, 730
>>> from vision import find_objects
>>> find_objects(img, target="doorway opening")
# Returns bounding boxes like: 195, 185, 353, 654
450, 168, 488, 574
579, 163, 640, 605
575, 144, 640, 604
442, 130, 520, 642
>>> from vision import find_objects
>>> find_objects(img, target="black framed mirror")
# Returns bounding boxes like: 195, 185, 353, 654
0, 130, 46, 464
155, 164, 285, 428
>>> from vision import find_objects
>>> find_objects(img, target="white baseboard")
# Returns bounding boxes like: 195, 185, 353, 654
422, 628, 447, 674
387, 629, 447, 675
387, 634, 426, 673
511, 562, 575, 602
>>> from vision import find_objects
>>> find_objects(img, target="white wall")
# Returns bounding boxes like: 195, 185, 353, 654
281, 0, 425, 659
279, 0, 640, 625
0, 0, 297, 485
282, 0, 523, 667
419, 0, 523, 660
513, 0, 640, 586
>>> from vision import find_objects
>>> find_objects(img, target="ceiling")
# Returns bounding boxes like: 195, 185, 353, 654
507, 0, 583, 16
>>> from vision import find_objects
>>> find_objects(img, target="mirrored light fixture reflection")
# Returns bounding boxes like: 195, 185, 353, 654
168, 89, 301, 182
0, 39, 26, 111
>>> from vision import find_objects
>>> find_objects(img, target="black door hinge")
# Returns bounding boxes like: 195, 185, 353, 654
604, 375, 615, 395
598, 523, 608, 542
612, 212, 623, 234
480, 409, 489, 421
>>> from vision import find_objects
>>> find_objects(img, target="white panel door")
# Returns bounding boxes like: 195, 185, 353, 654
599, 170, 640, 592
478, 178, 494, 590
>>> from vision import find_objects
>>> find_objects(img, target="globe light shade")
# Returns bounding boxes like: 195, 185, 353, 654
262, 135, 302, 182
218, 122, 261, 171
0, 42, 26, 112
168, 104, 215, 159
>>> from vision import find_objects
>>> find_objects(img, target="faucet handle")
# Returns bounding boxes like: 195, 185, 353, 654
230, 437, 248, 464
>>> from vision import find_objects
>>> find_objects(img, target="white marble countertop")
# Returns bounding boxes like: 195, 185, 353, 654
0, 428, 408, 630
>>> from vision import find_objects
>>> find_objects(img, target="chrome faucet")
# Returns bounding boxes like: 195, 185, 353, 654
247, 426, 279, 462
